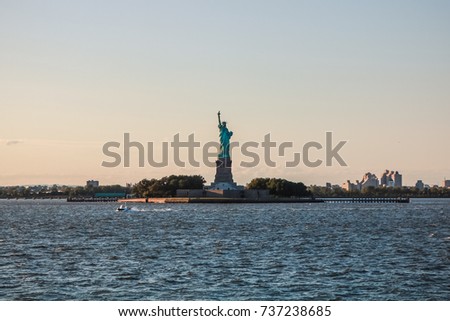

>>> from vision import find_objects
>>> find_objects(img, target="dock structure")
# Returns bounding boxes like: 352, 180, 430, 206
319, 197, 410, 203
67, 197, 120, 202
67, 192, 127, 202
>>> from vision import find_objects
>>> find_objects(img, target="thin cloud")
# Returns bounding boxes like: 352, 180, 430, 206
6, 140, 23, 146
2, 139, 101, 146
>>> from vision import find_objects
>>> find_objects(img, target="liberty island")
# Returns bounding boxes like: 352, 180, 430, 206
123, 111, 317, 202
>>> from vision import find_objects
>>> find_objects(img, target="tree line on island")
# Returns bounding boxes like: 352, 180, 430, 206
1, 175, 449, 198
0, 184, 129, 198
130, 176, 311, 198
132, 175, 206, 198
246, 178, 311, 197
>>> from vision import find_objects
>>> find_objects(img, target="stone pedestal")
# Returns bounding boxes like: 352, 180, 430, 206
214, 157, 234, 184
209, 157, 240, 190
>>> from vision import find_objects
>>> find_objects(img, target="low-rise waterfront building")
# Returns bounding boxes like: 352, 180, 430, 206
86, 180, 99, 188
415, 180, 424, 190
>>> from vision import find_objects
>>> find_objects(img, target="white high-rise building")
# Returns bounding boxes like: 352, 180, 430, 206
380, 170, 402, 188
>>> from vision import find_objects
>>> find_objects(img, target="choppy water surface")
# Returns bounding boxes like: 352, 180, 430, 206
0, 199, 449, 300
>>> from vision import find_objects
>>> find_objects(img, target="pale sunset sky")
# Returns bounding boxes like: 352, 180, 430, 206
1, 0, 449, 187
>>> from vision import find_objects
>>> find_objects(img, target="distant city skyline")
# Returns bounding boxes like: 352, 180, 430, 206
1, 1, 449, 187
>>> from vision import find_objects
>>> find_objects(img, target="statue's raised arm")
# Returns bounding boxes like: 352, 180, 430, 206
217, 111, 222, 127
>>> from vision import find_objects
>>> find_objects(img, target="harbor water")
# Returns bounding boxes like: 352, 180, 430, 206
0, 199, 449, 300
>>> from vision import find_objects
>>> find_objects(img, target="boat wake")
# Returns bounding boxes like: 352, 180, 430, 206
118, 207, 173, 213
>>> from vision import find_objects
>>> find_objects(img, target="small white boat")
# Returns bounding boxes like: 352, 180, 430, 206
116, 204, 131, 212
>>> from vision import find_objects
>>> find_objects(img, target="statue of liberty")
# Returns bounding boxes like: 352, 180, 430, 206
217, 111, 233, 158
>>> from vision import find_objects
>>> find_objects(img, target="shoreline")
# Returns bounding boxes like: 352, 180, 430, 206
118, 197, 324, 203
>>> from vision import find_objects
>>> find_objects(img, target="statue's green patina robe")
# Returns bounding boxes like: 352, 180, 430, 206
217, 111, 233, 158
